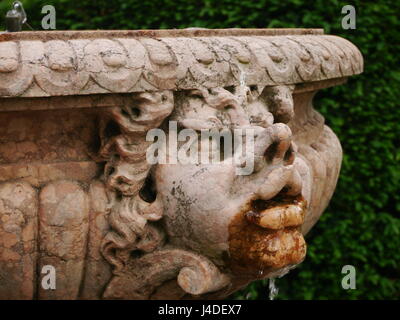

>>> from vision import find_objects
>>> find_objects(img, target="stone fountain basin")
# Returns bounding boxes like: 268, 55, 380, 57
0, 28, 363, 300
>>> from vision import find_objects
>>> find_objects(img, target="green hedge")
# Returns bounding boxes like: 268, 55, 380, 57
1, 0, 399, 300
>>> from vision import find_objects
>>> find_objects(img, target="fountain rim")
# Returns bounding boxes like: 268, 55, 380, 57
0, 28, 364, 100
0, 28, 324, 42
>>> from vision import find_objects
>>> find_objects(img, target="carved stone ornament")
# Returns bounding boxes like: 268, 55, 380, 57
0, 29, 363, 299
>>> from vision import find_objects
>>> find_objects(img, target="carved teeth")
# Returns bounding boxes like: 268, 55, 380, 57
266, 237, 280, 252
246, 199, 306, 230
261, 230, 307, 267
260, 204, 304, 229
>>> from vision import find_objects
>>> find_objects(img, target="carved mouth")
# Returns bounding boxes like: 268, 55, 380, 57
246, 193, 306, 230
228, 192, 307, 276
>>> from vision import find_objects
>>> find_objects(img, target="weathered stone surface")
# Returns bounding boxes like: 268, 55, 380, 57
38, 181, 89, 299
0, 28, 363, 299
0, 182, 37, 300
0, 109, 97, 164
81, 180, 112, 299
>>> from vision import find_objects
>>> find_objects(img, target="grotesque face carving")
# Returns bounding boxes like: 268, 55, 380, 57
154, 85, 341, 286
98, 85, 342, 299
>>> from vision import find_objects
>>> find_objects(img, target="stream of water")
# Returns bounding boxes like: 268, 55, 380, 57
267, 264, 299, 300
268, 278, 279, 300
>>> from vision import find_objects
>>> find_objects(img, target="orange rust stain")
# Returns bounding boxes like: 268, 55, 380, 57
228, 195, 307, 277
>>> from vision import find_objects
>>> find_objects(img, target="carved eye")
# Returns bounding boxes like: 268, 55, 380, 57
224, 105, 235, 111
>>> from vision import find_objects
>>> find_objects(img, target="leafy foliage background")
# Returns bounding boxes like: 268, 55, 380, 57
0, 0, 399, 300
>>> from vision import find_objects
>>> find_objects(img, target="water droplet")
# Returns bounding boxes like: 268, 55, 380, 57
269, 278, 279, 300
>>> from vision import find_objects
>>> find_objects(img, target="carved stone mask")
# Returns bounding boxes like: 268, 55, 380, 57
156, 85, 313, 289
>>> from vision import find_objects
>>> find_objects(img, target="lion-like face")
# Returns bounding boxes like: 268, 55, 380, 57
154, 85, 340, 282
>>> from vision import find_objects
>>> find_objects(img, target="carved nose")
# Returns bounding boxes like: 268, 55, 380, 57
254, 123, 295, 170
